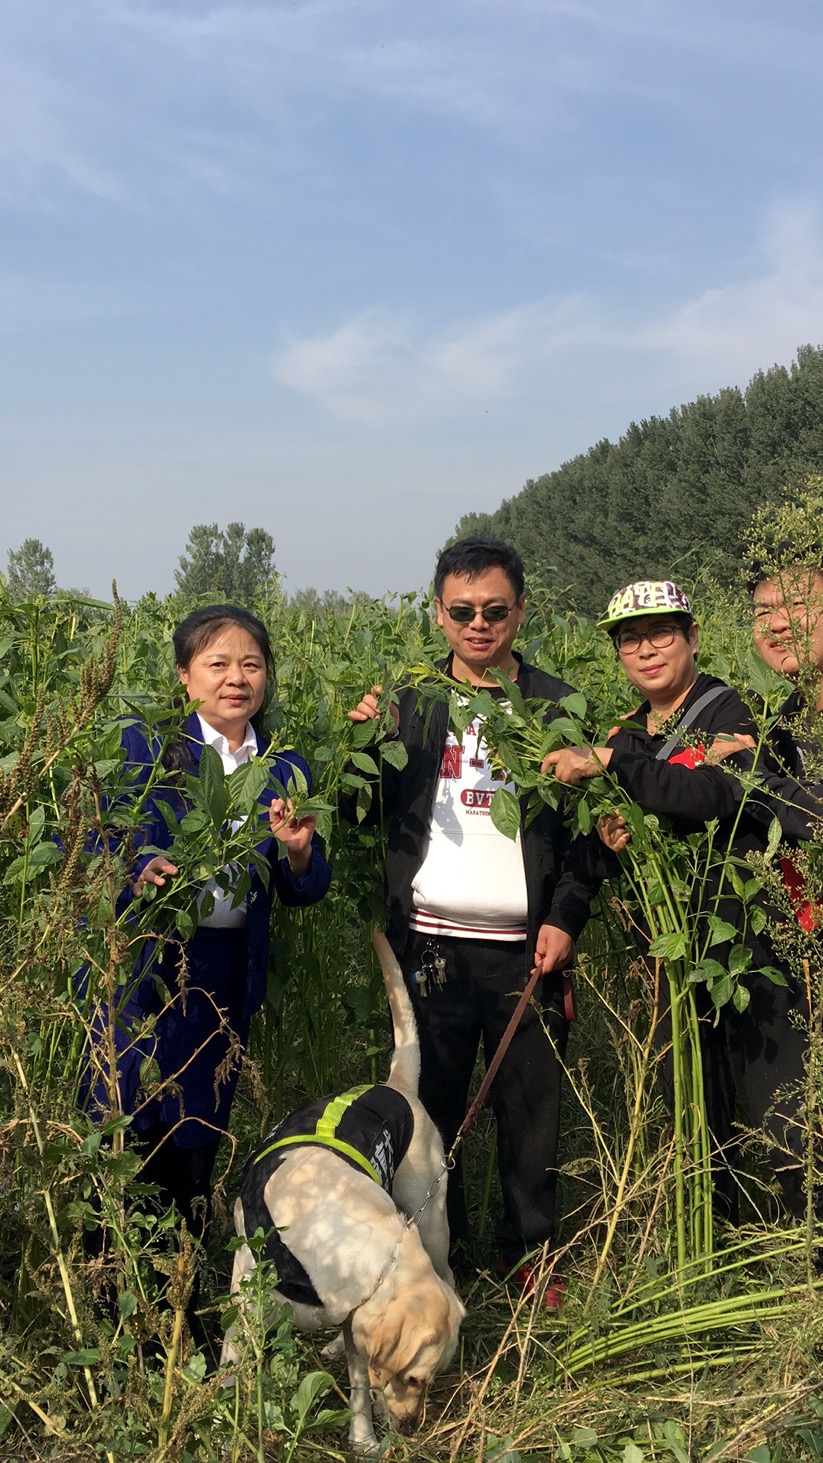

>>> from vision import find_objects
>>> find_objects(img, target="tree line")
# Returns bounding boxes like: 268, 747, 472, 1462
449, 342, 823, 614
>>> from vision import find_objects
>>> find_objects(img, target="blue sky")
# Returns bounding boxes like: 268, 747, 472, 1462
2, 0, 823, 601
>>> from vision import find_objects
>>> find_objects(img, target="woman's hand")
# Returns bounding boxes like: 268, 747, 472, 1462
133, 856, 179, 897
542, 746, 613, 785
269, 797, 316, 879
598, 811, 630, 853
706, 732, 756, 764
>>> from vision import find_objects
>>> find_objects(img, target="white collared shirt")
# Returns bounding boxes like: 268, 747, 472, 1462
196, 715, 258, 929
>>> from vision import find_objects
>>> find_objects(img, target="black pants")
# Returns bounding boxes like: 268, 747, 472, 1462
655, 966, 819, 1222
401, 931, 569, 1265
135, 1122, 221, 1242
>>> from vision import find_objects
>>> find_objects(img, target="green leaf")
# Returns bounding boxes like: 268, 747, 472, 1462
118, 1290, 138, 1319
576, 798, 592, 834
380, 738, 408, 771
689, 958, 726, 986
661, 1420, 689, 1463
198, 743, 228, 827
765, 815, 783, 863
623, 1446, 645, 1463
182, 1351, 207, 1383
559, 691, 588, 722
349, 751, 380, 777
732, 983, 751, 1012
62, 1349, 101, 1365
760, 964, 788, 987
647, 932, 688, 961
706, 915, 737, 946
728, 943, 751, 977
490, 787, 520, 841
290, 1370, 334, 1425
749, 906, 767, 935
708, 971, 733, 1009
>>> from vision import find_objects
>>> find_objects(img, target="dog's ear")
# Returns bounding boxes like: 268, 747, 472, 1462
369, 1313, 434, 1382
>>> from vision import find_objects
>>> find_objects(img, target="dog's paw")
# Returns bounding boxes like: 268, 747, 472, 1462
348, 1422, 380, 1454
319, 1330, 346, 1362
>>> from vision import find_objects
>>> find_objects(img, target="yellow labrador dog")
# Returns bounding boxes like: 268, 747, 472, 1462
221, 930, 465, 1452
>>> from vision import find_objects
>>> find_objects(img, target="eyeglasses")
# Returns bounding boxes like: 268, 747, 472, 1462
614, 624, 681, 653
439, 601, 516, 624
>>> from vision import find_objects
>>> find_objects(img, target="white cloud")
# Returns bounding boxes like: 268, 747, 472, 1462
270, 203, 823, 425
270, 297, 596, 424
637, 201, 823, 383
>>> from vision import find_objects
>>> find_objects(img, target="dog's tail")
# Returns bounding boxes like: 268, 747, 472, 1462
372, 929, 420, 1096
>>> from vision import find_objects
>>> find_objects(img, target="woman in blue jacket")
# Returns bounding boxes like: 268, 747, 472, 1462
91, 603, 331, 1238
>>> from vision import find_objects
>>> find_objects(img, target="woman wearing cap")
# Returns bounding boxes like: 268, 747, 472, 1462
544, 580, 813, 1224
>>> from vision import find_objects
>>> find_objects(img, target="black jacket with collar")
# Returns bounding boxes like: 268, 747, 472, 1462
756, 689, 823, 843
341, 654, 599, 961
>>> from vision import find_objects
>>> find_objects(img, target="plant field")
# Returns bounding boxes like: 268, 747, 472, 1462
0, 569, 821, 1463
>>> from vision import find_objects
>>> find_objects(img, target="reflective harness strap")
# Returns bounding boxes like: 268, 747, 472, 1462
252, 1085, 382, 1185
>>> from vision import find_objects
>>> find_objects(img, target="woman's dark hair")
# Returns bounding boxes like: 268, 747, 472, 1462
434, 537, 525, 600
173, 604, 273, 674
164, 604, 275, 772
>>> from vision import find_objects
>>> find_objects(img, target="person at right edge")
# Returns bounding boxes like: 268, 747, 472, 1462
341, 538, 600, 1308
544, 579, 819, 1228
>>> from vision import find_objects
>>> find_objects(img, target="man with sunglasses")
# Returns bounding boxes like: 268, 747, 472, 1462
344, 538, 598, 1304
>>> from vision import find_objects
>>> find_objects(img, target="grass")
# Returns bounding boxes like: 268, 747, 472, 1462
0, 570, 822, 1460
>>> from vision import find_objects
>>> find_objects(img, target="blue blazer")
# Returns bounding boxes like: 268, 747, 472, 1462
119, 710, 331, 1019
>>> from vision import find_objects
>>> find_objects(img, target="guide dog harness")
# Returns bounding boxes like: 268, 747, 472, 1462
238, 1083, 414, 1306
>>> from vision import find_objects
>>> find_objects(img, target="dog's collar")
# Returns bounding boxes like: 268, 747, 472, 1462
369, 1227, 407, 1298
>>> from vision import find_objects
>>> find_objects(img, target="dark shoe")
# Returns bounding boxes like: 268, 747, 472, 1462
494, 1255, 567, 1312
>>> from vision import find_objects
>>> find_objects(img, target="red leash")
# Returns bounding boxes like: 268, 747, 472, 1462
451, 965, 543, 1157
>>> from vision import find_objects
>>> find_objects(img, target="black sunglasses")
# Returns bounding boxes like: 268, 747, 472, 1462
439, 601, 516, 624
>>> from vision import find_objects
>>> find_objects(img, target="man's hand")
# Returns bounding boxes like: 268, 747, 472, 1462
133, 855, 179, 897
542, 746, 612, 784
348, 684, 400, 735
531, 923, 574, 976
598, 810, 630, 853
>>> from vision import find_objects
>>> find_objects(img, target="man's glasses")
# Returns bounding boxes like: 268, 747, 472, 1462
614, 624, 681, 653
439, 601, 516, 625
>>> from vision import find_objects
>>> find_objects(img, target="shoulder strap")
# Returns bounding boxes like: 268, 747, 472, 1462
654, 684, 729, 761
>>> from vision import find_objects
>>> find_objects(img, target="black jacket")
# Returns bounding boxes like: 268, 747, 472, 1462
608, 672, 763, 848
756, 690, 823, 843
340, 655, 599, 960
604, 672, 790, 981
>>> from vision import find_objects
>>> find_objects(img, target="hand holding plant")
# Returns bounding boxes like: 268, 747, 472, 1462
268, 795, 316, 878
131, 854, 179, 896
598, 810, 630, 852
542, 744, 613, 783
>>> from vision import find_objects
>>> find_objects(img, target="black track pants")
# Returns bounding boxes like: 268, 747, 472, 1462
401, 931, 569, 1266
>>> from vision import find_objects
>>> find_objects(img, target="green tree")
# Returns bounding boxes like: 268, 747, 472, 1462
174, 522, 276, 602
6, 539, 56, 601
450, 343, 823, 613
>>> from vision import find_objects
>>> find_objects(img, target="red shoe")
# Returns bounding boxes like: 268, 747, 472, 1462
494, 1256, 567, 1312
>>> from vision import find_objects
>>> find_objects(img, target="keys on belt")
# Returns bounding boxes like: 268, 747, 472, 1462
411, 939, 446, 998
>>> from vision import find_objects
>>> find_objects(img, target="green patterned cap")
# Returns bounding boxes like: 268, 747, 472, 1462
598, 580, 693, 630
